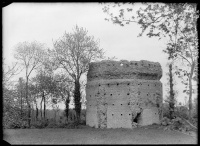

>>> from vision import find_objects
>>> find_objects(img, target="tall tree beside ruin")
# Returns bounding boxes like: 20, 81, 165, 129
103, 3, 198, 120
167, 63, 176, 119
51, 25, 104, 123
14, 41, 45, 127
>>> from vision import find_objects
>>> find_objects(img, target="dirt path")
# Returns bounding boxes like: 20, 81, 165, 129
3, 126, 197, 144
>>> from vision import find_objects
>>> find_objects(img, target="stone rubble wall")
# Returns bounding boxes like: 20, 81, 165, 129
86, 60, 163, 129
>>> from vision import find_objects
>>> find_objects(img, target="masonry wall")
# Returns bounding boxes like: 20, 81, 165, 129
86, 60, 163, 129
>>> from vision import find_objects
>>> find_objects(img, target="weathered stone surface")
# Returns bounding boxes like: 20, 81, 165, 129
138, 108, 160, 126
87, 60, 162, 81
86, 106, 98, 128
86, 60, 163, 129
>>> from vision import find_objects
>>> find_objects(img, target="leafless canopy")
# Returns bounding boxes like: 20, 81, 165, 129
52, 25, 105, 81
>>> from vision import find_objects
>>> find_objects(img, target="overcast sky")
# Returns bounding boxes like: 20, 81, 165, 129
3, 3, 193, 107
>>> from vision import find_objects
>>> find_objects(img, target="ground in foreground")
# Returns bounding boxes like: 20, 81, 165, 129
3, 125, 197, 144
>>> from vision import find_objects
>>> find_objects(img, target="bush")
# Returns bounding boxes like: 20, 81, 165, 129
46, 119, 58, 128
161, 116, 193, 132
3, 105, 28, 129
31, 119, 49, 129
174, 106, 189, 120
162, 103, 191, 120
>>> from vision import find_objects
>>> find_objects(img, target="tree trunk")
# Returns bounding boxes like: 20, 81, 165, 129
65, 97, 70, 122
26, 76, 31, 128
33, 96, 38, 121
36, 104, 38, 121
40, 97, 43, 120
169, 63, 175, 119
30, 103, 34, 123
74, 79, 81, 124
28, 104, 31, 127
19, 78, 23, 119
20, 88, 23, 118
188, 63, 195, 120
43, 91, 46, 120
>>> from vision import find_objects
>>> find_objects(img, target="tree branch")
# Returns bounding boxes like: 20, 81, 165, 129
176, 53, 192, 66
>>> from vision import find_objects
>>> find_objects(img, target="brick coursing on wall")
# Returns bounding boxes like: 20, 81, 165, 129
86, 60, 163, 128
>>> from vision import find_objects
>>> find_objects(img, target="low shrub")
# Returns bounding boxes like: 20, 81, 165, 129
3, 105, 28, 129
46, 119, 58, 128
161, 116, 194, 132
174, 106, 189, 120
31, 119, 49, 129
162, 103, 197, 121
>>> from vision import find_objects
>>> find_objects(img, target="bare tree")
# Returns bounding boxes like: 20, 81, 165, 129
14, 41, 45, 128
51, 25, 104, 123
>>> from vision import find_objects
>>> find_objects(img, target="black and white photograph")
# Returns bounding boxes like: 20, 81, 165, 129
2, 2, 198, 144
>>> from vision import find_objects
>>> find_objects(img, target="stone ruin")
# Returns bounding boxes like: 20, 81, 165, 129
86, 60, 163, 129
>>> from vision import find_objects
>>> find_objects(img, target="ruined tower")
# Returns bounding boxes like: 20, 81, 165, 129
86, 60, 163, 129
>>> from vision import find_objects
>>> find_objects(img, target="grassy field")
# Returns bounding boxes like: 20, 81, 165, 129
3, 125, 197, 144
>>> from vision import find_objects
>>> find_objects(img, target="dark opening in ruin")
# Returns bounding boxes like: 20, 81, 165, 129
121, 104, 122, 105
133, 112, 141, 123
127, 93, 130, 95
135, 63, 137, 65
108, 84, 110, 86
99, 84, 101, 86
117, 83, 119, 86
121, 114, 123, 116
110, 94, 112, 96
127, 83, 130, 85
104, 93, 106, 95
